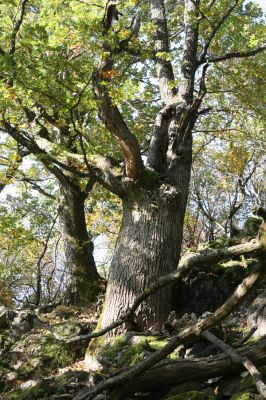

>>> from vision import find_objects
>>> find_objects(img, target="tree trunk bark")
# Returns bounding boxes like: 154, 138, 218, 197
59, 182, 100, 305
101, 174, 190, 334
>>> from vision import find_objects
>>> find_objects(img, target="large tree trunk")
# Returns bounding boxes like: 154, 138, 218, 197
101, 170, 191, 333
97, 0, 197, 335
59, 181, 100, 305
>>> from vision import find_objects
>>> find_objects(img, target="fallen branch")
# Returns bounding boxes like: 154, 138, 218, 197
73, 261, 265, 400
234, 326, 257, 347
112, 339, 266, 399
33, 239, 261, 344
191, 314, 266, 398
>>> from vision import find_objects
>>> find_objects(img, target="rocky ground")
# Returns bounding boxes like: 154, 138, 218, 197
0, 249, 265, 400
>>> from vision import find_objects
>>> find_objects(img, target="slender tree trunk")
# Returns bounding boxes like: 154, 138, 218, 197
101, 165, 191, 334
59, 182, 100, 305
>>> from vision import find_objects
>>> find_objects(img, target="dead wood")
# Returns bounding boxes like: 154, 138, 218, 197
191, 314, 266, 398
111, 339, 266, 399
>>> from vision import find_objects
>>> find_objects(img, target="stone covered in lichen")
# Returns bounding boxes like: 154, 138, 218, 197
0, 330, 78, 389
85, 333, 171, 371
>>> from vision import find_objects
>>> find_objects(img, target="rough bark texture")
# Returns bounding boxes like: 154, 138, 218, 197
59, 182, 100, 305
101, 174, 191, 334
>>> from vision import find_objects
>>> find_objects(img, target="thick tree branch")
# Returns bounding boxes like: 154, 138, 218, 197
93, 16, 144, 180
147, 0, 177, 173
93, 83, 144, 180
177, 0, 199, 104
150, 0, 176, 104
1, 122, 73, 185
155, 0, 200, 179
90, 154, 125, 197
73, 261, 266, 400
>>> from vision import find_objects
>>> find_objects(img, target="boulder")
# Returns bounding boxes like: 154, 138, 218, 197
247, 290, 266, 338
0, 306, 8, 329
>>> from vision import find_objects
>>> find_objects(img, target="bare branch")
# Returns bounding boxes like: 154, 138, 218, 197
192, 314, 266, 398
20, 177, 56, 200
208, 44, 266, 63
199, 0, 238, 64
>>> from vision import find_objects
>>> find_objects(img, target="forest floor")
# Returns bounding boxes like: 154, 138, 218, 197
0, 294, 265, 400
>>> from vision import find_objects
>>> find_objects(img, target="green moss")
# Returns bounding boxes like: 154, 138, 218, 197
146, 338, 168, 351
20, 358, 42, 375
244, 217, 261, 237
230, 392, 252, 400
208, 238, 229, 249
42, 338, 75, 372
239, 366, 266, 392
10, 387, 49, 400
11, 333, 76, 377
166, 391, 215, 400
140, 169, 161, 188
87, 334, 175, 371
0, 329, 10, 347
87, 333, 176, 372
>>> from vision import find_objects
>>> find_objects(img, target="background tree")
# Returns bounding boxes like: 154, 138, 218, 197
0, 187, 62, 306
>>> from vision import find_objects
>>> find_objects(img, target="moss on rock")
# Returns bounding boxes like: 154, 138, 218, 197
10, 384, 50, 400
230, 392, 252, 400
5, 332, 76, 379
86, 333, 170, 371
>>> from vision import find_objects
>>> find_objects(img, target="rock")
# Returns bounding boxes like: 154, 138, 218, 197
0, 306, 8, 329
1, 332, 76, 382
217, 375, 242, 397
167, 382, 202, 396
171, 259, 249, 316
247, 290, 266, 338
20, 379, 39, 390
184, 342, 218, 359
85, 333, 169, 372
10, 310, 34, 339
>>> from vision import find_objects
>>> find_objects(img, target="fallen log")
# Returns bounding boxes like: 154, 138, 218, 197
111, 339, 266, 399
74, 262, 265, 400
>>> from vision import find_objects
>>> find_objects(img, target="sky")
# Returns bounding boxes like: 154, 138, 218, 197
255, 0, 266, 10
